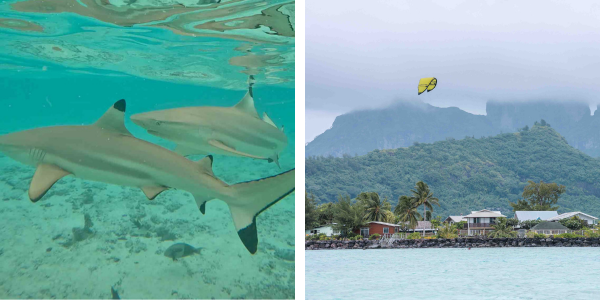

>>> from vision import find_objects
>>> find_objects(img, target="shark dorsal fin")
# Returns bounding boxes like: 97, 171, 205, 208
93, 100, 132, 136
234, 91, 260, 119
197, 155, 215, 177
262, 112, 278, 128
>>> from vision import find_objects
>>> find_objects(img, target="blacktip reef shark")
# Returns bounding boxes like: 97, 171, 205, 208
0, 100, 294, 254
129, 79, 288, 168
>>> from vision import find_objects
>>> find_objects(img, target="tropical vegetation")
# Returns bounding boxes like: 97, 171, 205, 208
509, 180, 565, 212
306, 124, 600, 218
487, 218, 517, 238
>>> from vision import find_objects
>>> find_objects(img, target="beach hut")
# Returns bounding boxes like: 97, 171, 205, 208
546, 212, 598, 225
355, 221, 399, 238
530, 221, 569, 235
306, 224, 340, 237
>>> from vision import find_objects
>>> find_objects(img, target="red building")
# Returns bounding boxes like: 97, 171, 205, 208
354, 221, 399, 238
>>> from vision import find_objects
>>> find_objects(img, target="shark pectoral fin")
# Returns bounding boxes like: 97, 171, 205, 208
234, 90, 260, 119
29, 164, 71, 202
174, 145, 203, 157
267, 154, 281, 169
93, 100, 133, 136
227, 169, 295, 254
262, 112, 278, 128
208, 139, 265, 160
141, 186, 168, 200
194, 194, 215, 215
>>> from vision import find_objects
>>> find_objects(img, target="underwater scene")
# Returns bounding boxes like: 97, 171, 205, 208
0, 0, 295, 299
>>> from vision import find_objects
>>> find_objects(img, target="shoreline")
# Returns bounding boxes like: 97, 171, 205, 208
305, 237, 600, 250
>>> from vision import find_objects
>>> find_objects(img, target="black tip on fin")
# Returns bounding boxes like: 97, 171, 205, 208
238, 219, 258, 254
207, 155, 213, 164
200, 202, 206, 215
113, 99, 126, 112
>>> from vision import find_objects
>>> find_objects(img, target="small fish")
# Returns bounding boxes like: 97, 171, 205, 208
111, 286, 120, 299
164, 243, 202, 261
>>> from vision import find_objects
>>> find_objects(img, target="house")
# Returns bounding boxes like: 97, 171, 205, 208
402, 221, 438, 236
305, 224, 340, 237
530, 221, 570, 235
464, 209, 506, 236
355, 221, 399, 238
546, 212, 598, 225
514, 211, 559, 222
444, 216, 466, 225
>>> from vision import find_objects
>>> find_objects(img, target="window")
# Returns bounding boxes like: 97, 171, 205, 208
360, 228, 369, 237
383, 227, 389, 234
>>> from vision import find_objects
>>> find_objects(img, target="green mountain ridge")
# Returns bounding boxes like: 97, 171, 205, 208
306, 125, 600, 218
306, 101, 600, 158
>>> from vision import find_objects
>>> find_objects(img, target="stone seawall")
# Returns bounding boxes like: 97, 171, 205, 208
305, 237, 600, 250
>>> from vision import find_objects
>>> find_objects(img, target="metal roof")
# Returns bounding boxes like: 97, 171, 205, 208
531, 221, 569, 230
515, 211, 559, 221
547, 212, 598, 221
465, 209, 506, 218
368, 221, 398, 227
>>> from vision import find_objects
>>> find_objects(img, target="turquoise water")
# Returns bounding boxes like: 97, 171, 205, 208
306, 249, 600, 299
0, 1, 294, 298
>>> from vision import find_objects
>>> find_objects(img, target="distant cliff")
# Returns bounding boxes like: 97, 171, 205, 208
306, 100, 600, 157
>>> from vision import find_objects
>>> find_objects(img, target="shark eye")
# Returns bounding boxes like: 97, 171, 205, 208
155, 121, 162, 126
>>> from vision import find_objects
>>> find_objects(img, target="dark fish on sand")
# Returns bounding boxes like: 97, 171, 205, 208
111, 286, 120, 299
164, 243, 202, 261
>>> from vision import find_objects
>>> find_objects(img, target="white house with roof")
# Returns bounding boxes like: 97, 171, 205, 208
547, 212, 598, 225
464, 209, 506, 236
305, 224, 340, 236
514, 211, 559, 222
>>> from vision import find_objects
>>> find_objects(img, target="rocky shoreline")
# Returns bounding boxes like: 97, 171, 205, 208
305, 237, 600, 250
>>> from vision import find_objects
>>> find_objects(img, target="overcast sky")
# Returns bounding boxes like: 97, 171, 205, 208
306, 0, 600, 142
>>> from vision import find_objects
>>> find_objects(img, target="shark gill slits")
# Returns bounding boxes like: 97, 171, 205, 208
29, 148, 46, 162
113, 99, 126, 112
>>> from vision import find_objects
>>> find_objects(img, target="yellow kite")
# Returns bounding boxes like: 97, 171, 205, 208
418, 77, 437, 95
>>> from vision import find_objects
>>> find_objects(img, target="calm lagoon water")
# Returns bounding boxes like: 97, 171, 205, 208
0, 0, 294, 298
306, 248, 600, 300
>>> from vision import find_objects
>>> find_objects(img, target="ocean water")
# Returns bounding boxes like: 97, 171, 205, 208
0, 1, 294, 298
306, 249, 600, 300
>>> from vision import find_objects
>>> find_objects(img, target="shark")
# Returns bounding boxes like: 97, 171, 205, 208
129, 82, 288, 168
0, 99, 294, 254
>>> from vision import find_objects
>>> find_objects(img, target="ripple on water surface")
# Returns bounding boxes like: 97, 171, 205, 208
306, 248, 600, 300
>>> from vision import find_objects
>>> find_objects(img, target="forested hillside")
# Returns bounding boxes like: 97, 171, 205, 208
306, 101, 600, 158
305, 124, 600, 218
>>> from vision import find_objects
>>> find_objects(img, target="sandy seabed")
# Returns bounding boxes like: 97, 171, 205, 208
0, 147, 295, 299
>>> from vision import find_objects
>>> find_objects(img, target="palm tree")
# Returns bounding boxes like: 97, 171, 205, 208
358, 192, 392, 222
332, 195, 368, 236
488, 217, 517, 238
395, 195, 421, 232
411, 181, 440, 236
437, 222, 458, 239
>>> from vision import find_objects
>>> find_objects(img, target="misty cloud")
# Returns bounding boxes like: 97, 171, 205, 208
306, 0, 600, 141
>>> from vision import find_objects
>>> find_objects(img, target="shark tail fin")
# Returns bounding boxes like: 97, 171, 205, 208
226, 169, 295, 254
